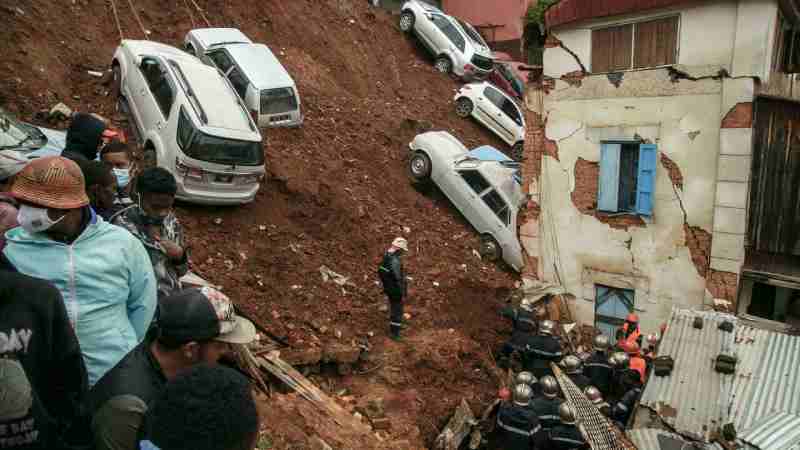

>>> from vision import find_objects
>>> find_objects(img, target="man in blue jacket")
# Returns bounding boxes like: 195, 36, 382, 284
3, 156, 157, 387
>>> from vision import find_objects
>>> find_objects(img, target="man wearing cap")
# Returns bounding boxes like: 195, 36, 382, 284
61, 112, 107, 162
0, 150, 28, 251
378, 237, 409, 341
2, 156, 157, 387
88, 287, 256, 450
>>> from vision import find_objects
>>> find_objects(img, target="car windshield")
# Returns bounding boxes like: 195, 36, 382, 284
456, 19, 488, 47
0, 111, 43, 151
260, 88, 298, 115
184, 132, 263, 166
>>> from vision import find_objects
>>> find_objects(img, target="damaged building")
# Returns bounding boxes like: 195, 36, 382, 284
522, 0, 800, 336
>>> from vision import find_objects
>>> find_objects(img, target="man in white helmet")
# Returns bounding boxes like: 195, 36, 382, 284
495, 384, 546, 450
377, 237, 408, 341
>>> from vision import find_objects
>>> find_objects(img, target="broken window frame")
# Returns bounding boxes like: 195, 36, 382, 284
459, 169, 491, 195
595, 285, 635, 340
590, 15, 680, 74
737, 270, 800, 330
597, 142, 657, 216
773, 9, 800, 74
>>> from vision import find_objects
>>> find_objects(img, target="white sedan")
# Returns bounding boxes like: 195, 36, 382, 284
454, 81, 525, 160
408, 131, 525, 272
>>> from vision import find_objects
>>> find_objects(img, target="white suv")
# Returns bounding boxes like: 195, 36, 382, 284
399, 0, 494, 80
112, 40, 264, 205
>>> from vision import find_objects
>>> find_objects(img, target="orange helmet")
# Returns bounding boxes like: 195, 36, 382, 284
626, 313, 639, 323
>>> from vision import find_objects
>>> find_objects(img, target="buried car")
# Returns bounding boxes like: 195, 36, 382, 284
0, 107, 66, 159
112, 39, 264, 205
398, 0, 494, 80
408, 131, 525, 271
184, 28, 303, 128
454, 81, 526, 160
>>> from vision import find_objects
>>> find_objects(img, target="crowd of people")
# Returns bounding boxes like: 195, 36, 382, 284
493, 299, 663, 449
0, 113, 260, 450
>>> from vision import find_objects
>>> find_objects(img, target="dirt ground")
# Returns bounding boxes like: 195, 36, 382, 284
1, 0, 520, 447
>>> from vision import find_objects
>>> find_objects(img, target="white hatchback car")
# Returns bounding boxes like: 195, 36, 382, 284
399, 0, 494, 80
454, 81, 526, 160
112, 40, 264, 205
408, 131, 525, 272
184, 28, 303, 128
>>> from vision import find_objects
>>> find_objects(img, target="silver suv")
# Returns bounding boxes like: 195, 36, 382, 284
399, 0, 494, 80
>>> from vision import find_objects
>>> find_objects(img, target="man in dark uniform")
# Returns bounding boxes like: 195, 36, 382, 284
495, 384, 546, 450
584, 335, 613, 396
529, 375, 562, 430
525, 320, 563, 378
547, 403, 588, 450
584, 386, 611, 417
378, 237, 408, 341
562, 355, 591, 390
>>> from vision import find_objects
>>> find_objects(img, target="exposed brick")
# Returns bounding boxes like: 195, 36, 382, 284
543, 135, 560, 161
660, 153, 684, 190
520, 110, 545, 281
544, 34, 562, 48
571, 158, 645, 230
707, 269, 739, 301
684, 224, 711, 277
721, 102, 753, 128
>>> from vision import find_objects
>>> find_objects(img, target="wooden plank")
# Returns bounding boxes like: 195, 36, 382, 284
612, 24, 633, 71
634, 16, 677, 69
434, 399, 476, 450
255, 352, 372, 434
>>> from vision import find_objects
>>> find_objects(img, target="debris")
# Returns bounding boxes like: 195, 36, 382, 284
72, 95, 80, 101
87, 70, 104, 78
472, 249, 482, 260
335, 329, 343, 339
213, 217, 223, 225
291, 285, 302, 290
433, 281, 440, 287
224, 260, 235, 271
258, 225, 267, 231
403, 313, 411, 320
319, 265, 353, 287
49, 103, 72, 121
434, 398, 475, 450
402, 226, 411, 234
371, 417, 391, 430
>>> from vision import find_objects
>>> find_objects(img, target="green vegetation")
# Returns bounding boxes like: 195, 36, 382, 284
523, 0, 560, 65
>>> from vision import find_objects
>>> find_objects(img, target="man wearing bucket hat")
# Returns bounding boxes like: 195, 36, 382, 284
0, 150, 28, 251
2, 156, 157, 387
88, 287, 257, 450
378, 237, 409, 341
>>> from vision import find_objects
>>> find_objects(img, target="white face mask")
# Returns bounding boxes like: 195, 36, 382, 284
16, 204, 65, 234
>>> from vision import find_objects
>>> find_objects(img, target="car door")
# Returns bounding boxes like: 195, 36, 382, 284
479, 187, 511, 239
478, 85, 516, 144
452, 167, 492, 230
498, 96, 524, 142
414, 11, 439, 51
126, 57, 167, 138
427, 14, 454, 54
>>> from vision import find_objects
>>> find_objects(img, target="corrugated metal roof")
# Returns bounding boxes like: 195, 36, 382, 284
627, 428, 723, 450
638, 308, 737, 442
739, 413, 800, 450
638, 308, 800, 444
545, 0, 701, 29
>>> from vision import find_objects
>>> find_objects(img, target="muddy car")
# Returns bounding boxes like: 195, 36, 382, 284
407, 131, 525, 271
0, 107, 65, 159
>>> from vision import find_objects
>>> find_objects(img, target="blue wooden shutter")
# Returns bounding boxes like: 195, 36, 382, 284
635, 144, 657, 216
598, 143, 621, 212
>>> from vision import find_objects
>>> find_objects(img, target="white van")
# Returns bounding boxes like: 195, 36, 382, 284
184, 28, 303, 128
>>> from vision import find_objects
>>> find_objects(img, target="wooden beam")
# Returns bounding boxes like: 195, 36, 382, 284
434, 399, 476, 450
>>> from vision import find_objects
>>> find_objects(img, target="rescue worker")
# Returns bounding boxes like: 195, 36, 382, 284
584, 335, 613, 396
377, 237, 408, 341
611, 371, 643, 427
584, 386, 611, 416
500, 299, 538, 366
562, 355, 591, 390
515, 371, 536, 388
496, 383, 545, 450
609, 352, 632, 399
624, 342, 647, 385
620, 313, 642, 349
529, 375, 562, 430
644, 333, 659, 362
548, 403, 588, 450
526, 320, 563, 378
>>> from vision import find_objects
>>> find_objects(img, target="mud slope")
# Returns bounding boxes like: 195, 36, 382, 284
2, 1, 517, 447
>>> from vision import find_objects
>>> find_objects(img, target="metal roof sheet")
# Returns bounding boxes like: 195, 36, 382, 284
739, 413, 800, 450
627, 428, 723, 450
638, 307, 800, 444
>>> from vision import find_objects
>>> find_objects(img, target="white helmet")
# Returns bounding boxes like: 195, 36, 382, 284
515, 371, 536, 387
540, 320, 556, 335
512, 383, 533, 406
559, 402, 577, 425
520, 298, 534, 313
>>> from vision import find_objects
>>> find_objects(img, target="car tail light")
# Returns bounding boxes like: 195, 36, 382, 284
176, 158, 205, 182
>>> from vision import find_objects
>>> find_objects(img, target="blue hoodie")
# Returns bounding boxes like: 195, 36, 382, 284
3, 210, 157, 386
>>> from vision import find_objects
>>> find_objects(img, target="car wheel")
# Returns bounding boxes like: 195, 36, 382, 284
185, 43, 196, 56
479, 234, 502, 262
399, 11, 415, 32
455, 97, 473, 118
511, 141, 524, 161
408, 151, 432, 182
435, 56, 453, 74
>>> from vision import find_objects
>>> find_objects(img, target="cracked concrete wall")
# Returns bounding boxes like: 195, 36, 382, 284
527, 71, 725, 334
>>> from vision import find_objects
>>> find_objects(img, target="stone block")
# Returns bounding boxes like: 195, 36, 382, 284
717, 155, 751, 182
710, 232, 745, 261
713, 206, 747, 234
322, 343, 361, 364
715, 181, 748, 208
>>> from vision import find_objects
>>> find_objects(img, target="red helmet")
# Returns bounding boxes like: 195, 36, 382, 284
626, 313, 639, 323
